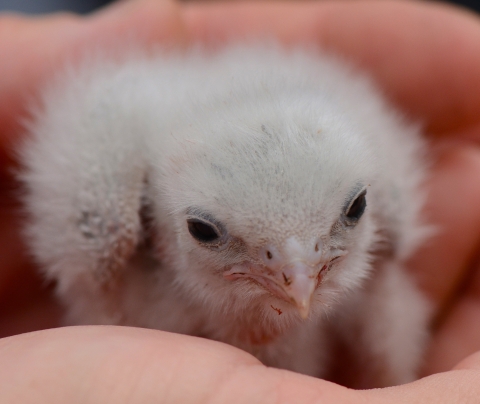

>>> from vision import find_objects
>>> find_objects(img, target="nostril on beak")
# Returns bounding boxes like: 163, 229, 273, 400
260, 245, 282, 267
281, 261, 316, 319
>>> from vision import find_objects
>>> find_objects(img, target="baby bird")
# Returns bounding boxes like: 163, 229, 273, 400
21, 45, 430, 388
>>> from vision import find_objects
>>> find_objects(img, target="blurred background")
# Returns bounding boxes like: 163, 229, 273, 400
0, 0, 478, 15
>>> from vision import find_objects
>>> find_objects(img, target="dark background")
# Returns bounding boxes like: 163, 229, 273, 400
0, 0, 479, 15
0, 0, 111, 14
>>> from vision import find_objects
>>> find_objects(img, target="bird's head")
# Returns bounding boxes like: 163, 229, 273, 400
153, 94, 382, 322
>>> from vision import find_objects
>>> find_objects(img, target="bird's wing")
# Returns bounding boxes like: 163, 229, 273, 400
20, 65, 150, 291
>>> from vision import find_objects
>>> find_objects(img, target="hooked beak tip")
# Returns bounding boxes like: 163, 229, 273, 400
295, 300, 311, 319
282, 263, 317, 320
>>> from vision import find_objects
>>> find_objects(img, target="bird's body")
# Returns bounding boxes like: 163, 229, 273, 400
21, 45, 430, 387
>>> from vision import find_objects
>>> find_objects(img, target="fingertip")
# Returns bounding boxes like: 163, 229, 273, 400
85, 0, 187, 48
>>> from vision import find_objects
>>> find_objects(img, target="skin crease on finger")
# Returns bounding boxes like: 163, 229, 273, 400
0, 0, 480, 401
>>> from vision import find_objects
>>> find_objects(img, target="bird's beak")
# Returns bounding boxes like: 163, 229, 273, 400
281, 261, 317, 319
224, 260, 321, 319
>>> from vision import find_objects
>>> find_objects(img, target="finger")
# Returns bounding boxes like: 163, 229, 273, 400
363, 370, 480, 403
407, 142, 480, 308
422, 243, 480, 374
0, 326, 357, 404
183, 0, 480, 136
409, 138, 480, 375
3, 326, 480, 404
366, 350, 480, 403
423, 293, 480, 375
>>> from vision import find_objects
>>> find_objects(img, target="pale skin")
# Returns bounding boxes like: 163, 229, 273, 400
1, 0, 480, 401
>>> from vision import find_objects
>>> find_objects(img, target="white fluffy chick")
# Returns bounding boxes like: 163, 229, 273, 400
21, 45, 430, 388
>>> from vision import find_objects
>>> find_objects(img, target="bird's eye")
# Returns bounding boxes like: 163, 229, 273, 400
345, 189, 367, 221
187, 219, 220, 243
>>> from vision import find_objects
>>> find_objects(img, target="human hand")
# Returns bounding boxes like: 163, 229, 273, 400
2, 325, 480, 403
1, 0, 480, 401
